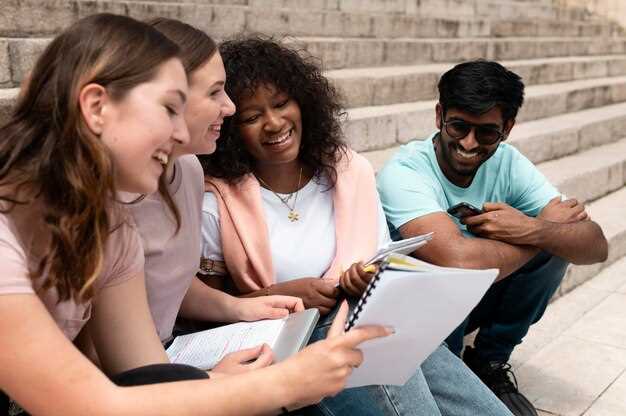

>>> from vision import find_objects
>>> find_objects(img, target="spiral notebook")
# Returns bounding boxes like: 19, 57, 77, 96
345, 254, 498, 388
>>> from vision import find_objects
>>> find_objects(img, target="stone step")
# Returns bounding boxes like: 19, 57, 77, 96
297, 36, 626, 70
0, 88, 18, 126
50, 0, 594, 22
361, 101, 626, 173
2, 0, 616, 39
345, 75, 626, 152
538, 137, 626, 205
328, 55, 626, 108
561, 186, 626, 295
509, 101, 626, 165
250, 0, 591, 22
6, 36, 626, 88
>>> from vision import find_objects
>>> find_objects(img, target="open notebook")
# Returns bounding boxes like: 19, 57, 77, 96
345, 253, 498, 388
167, 309, 319, 370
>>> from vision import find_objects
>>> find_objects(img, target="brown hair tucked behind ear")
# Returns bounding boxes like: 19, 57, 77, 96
148, 18, 218, 233
0, 14, 180, 303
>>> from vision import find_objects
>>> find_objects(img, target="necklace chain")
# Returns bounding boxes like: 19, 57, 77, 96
255, 167, 303, 222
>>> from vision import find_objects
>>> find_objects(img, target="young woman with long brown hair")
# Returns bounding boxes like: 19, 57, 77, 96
0, 14, 390, 415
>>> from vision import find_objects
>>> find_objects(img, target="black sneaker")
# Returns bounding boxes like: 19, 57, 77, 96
463, 346, 538, 416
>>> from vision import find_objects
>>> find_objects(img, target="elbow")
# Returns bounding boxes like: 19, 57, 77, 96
574, 236, 608, 265
595, 238, 609, 264
588, 226, 609, 264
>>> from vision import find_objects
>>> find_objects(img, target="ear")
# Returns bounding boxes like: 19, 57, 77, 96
79, 83, 108, 136
502, 118, 516, 140
435, 103, 443, 130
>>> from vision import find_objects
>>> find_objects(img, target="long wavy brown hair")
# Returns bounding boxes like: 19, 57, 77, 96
148, 18, 218, 233
0, 14, 180, 303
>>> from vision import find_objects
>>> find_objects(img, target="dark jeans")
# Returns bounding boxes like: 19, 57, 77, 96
0, 363, 208, 415
446, 251, 569, 363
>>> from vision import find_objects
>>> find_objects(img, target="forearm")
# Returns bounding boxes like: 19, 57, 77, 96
426, 237, 539, 281
179, 277, 241, 323
527, 219, 608, 264
113, 363, 298, 416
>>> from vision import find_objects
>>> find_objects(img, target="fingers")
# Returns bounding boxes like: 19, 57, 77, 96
482, 202, 509, 212
327, 300, 349, 339
316, 280, 341, 298
340, 264, 364, 297
461, 212, 490, 226
337, 324, 393, 348
266, 295, 305, 313
261, 306, 290, 320
342, 348, 364, 369
578, 211, 589, 221
245, 344, 274, 370
232, 344, 265, 361
561, 198, 579, 208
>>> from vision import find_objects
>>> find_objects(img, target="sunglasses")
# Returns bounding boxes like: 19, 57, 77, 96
441, 119, 505, 146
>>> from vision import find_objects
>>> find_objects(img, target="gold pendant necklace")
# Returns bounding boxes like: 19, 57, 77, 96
256, 167, 303, 222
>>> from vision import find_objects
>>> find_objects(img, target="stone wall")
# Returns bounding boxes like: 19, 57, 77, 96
556, 0, 626, 28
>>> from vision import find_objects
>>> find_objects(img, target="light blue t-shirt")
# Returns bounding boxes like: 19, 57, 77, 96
377, 133, 560, 238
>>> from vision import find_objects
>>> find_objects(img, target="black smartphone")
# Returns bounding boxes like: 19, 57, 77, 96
447, 202, 483, 219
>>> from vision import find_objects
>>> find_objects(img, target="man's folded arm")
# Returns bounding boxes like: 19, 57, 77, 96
524, 218, 607, 265
399, 212, 539, 281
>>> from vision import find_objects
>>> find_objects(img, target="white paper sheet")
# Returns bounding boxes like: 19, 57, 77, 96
166, 318, 286, 370
346, 267, 497, 388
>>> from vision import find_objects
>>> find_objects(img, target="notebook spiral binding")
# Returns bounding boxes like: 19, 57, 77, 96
345, 259, 390, 331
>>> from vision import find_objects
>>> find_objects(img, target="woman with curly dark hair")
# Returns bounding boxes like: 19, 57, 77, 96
200, 37, 384, 311
199, 37, 512, 416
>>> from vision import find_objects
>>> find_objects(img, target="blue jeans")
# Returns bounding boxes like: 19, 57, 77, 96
446, 251, 568, 362
300, 300, 513, 416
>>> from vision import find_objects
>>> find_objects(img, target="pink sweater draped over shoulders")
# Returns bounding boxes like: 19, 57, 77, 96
204, 149, 379, 293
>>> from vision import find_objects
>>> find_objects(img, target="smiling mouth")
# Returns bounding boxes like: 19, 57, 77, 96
209, 123, 221, 134
455, 146, 480, 160
153, 150, 169, 166
264, 129, 292, 146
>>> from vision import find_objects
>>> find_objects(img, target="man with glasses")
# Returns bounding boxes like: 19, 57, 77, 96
377, 60, 608, 416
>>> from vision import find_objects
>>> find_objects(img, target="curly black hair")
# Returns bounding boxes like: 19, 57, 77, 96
199, 36, 347, 186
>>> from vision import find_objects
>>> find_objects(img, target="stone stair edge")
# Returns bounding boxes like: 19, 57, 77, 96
330, 55, 626, 108
5, 36, 626, 87
2, 0, 621, 40
60, 0, 606, 24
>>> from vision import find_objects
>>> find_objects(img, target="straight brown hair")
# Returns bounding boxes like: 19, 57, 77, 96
0, 14, 180, 302
148, 18, 218, 233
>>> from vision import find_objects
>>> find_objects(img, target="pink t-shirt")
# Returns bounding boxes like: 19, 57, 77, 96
0, 203, 144, 341
129, 155, 204, 342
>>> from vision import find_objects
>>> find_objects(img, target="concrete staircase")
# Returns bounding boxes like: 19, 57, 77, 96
2, 0, 626, 299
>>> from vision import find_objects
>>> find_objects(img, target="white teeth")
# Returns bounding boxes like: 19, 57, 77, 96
266, 130, 291, 145
457, 148, 477, 159
153, 151, 169, 165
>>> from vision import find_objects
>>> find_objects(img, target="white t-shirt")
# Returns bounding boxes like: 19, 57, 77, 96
201, 176, 390, 283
